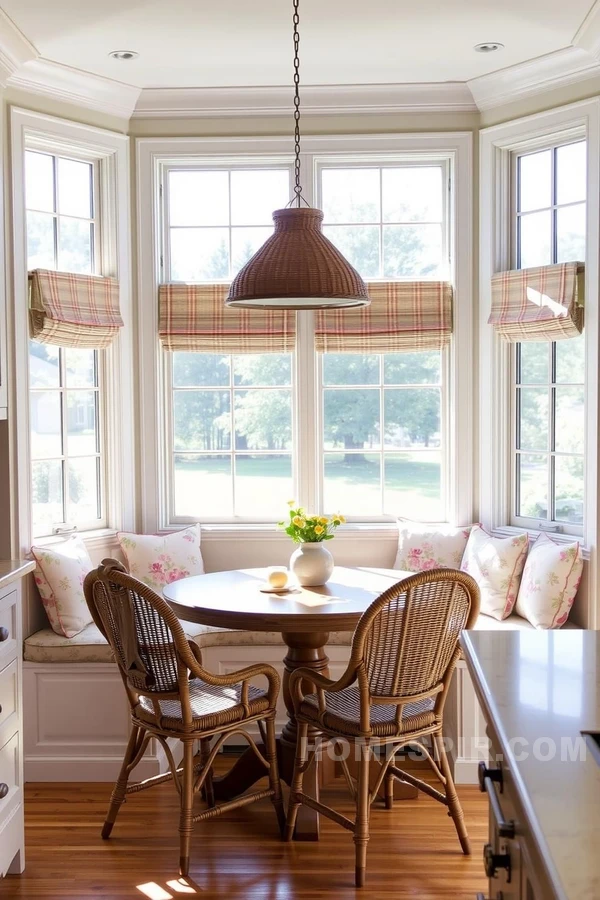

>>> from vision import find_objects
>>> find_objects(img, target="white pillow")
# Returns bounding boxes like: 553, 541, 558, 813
394, 520, 477, 573
117, 524, 204, 593
515, 533, 583, 629
32, 535, 94, 638
460, 526, 529, 621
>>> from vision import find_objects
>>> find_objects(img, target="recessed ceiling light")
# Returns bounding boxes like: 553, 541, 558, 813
474, 42, 504, 53
108, 50, 139, 61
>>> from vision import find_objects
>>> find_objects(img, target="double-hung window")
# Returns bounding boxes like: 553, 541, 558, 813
512, 140, 586, 532
25, 149, 105, 536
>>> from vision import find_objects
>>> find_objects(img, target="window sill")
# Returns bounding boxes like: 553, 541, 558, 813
167, 523, 401, 542
31, 528, 120, 552
490, 524, 589, 557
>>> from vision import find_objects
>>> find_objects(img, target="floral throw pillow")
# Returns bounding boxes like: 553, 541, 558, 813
31, 535, 94, 638
461, 526, 529, 621
117, 524, 204, 593
515, 534, 583, 629
394, 520, 477, 573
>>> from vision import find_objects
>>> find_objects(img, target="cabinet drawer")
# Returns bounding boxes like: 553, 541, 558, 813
0, 590, 17, 666
0, 659, 18, 746
0, 731, 21, 829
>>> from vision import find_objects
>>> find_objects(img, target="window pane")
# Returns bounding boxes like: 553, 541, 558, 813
233, 354, 291, 386
519, 150, 552, 212
234, 389, 292, 450
323, 452, 381, 515
174, 454, 232, 517
555, 456, 584, 525
69, 457, 100, 523
30, 343, 60, 388
321, 168, 379, 223
58, 217, 92, 273
382, 167, 443, 223
25, 151, 54, 212
174, 390, 230, 451
323, 389, 380, 450
556, 335, 585, 383
383, 224, 442, 277
519, 211, 552, 268
518, 388, 549, 451
27, 211, 56, 269
32, 460, 63, 536
384, 351, 441, 385
555, 387, 584, 454
169, 228, 229, 280
322, 225, 379, 278
384, 388, 440, 449
67, 391, 98, 455
231, 226, 272, 271
518, 343, 548, 385
234, 454, 292, 516
173, 353, 230, 387
57, 158, 92, 218
383, 452, 442, 520
168, 170, 229, 226
517, 453, 548, 519
230, 169, 290, 225
556, 204, 586, 262
323, 354, 378, 386
556, 142, 586, 206
30, 391, 62, 457
65, 348, 96, 387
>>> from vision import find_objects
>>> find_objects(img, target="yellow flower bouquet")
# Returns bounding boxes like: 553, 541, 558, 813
279, 501, 345, 543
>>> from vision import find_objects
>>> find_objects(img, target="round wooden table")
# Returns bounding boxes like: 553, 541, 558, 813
163, 565, 413, 839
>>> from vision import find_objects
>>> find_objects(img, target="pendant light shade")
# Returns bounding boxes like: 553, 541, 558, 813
226, 208, 370, 309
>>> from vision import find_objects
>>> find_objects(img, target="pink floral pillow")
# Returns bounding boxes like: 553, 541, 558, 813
117, 524, 204, 593
394, 520, 478, 573
461, 526, 529, 621
32, 535, 94, 638
515, 534, 583, 629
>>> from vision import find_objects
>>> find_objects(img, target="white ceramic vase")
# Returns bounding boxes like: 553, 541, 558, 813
289, 542, 334, 587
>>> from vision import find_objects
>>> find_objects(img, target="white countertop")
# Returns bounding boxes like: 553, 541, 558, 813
0, 559, 35, 591
461, 630, 600, 900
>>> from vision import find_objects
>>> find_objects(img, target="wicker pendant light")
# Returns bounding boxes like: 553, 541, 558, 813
226, 0, 370, 310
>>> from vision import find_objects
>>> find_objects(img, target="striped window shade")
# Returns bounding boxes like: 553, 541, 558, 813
158, 283, 296, 353
29, 269, 123, 349
489, 262, 584, 342
314, 281, 453, 353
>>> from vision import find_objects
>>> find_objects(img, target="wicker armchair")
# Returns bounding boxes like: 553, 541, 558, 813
284, 568, 480, 887
83, 559, 284, 877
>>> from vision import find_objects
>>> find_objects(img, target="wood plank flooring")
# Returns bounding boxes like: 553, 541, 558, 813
3, 761, 488, 899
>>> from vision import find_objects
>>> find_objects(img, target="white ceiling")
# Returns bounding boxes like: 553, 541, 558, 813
0, 0, 595, 89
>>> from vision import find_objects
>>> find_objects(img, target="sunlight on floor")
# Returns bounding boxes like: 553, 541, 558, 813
137, 879, 199, 899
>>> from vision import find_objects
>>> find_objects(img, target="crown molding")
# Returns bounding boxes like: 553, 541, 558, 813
7, 58, 141, 120
131, 81, 478, 118
468, 45, 600, 111
0, 8, 36, 86
574, 0, 600, 60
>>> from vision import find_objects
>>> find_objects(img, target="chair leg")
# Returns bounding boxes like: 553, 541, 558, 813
354, 740, 372, 887
179, 741, 195, 877
284, 720, 309, 842
264, 714, 286, 835
384, 769, 394, 810
102, 724, 143, 839
432, 731, 470, 855
200, 738, 215, 808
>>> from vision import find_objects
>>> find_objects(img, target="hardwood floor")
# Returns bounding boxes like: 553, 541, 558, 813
3, 760, 488, 899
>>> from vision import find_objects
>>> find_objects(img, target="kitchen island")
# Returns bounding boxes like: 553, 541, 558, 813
461, 629, 600, 900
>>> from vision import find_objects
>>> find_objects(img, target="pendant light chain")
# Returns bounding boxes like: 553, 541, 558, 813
293, 0, 302, 206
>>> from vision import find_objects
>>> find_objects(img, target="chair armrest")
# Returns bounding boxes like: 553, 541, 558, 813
289, 666, 356, 713
189, 657, 280, 708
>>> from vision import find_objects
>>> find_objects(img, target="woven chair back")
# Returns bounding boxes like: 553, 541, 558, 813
355, 570, 479, 701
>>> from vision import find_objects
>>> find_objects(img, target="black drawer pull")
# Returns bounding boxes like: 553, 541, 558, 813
484, 843, 511, 881
0, 783, 9, 800
478, 762, 515, 839
0, 626, 9, 642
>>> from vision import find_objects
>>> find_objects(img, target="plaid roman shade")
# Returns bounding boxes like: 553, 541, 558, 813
314, 281, 453, 353
158, 283, 296, 353
489, 262, 584, 342
29, 269, 123, 349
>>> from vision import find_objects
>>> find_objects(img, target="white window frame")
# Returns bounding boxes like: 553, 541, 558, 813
10, 108, 135, 555
137, 132, 473, 537
479, 99, 600, 626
